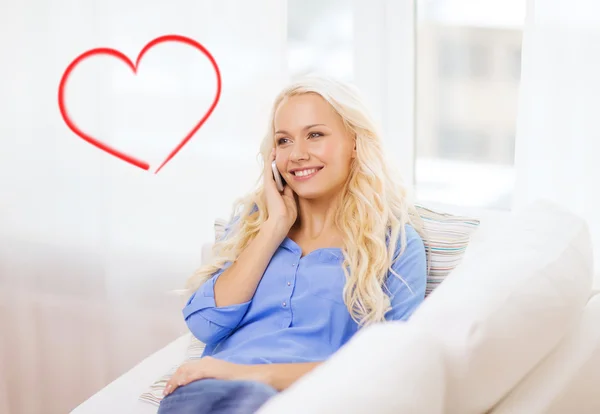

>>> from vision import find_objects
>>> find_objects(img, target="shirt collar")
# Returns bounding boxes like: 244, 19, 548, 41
280, 237, 343, 261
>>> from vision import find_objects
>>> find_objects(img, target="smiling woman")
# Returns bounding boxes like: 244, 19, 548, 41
157, 76, 429, 413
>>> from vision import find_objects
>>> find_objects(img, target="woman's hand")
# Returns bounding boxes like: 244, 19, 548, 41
163, 357, 266, 396
264, 148, 298, 235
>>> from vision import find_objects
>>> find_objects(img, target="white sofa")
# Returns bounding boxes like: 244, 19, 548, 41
72, 202, 600, 413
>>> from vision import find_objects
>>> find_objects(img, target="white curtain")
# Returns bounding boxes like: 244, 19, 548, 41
0, 1, 286, 412
514, 0, 600, 283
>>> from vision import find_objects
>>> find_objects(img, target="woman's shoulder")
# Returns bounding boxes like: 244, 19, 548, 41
390, 223, 426, 256
404, 223, 422, 241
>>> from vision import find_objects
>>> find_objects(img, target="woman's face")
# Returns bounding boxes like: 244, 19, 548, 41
273, 93, 356, 200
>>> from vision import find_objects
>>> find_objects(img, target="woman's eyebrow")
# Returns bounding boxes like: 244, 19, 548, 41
275, 124, 327, 135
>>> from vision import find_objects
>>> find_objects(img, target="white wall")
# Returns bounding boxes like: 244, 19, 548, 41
0, 1, 286, 412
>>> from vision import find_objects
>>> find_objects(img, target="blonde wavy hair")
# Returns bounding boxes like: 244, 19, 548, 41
186, 75, 428, 327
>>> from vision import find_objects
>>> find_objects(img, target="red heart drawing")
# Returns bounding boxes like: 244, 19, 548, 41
58, 34, 222, 174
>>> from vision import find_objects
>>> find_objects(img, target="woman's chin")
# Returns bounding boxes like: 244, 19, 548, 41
293, 186, 335, 201
293, 188, 321, 200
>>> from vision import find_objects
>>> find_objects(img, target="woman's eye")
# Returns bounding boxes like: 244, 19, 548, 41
277, 137, 289, 145
308, 132, 323, 138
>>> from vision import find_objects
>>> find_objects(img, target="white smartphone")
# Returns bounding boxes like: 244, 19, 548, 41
271, 160, 286, 192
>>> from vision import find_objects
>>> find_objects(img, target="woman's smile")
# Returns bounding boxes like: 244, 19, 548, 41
290, 166, 324, 181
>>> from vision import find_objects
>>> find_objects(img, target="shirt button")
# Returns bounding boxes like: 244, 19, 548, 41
291, 263, 296, 266
287, 282, 291, 286
282, 302, 287, 307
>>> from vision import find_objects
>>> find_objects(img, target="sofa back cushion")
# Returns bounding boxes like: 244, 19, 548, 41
409, 200, 594, 413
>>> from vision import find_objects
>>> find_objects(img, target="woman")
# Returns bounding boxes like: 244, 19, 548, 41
158, 76, 428, 414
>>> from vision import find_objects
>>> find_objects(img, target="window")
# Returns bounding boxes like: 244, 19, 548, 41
437, 127, 491, 160
415, 0, 526, 209
438, 40, 491, 79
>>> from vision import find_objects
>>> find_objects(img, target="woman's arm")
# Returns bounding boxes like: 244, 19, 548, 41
164, 358, 322, 396
184, 217, 291, 344
213, 218, 288, 307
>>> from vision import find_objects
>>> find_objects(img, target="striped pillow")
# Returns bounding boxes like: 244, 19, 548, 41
416, 205, 481, 295
139, 205, 479, 406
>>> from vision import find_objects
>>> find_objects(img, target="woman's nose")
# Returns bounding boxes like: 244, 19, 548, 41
290, 140, 309, 161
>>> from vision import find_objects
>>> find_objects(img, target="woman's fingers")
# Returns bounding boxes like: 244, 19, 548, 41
164, 368, 184, 396
282, 184, 293, 198
164, 375, 178, 396
282, 185, 298, 219
163, 364, 200, 396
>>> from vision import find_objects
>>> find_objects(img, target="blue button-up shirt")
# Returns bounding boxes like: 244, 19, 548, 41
183, 225, 427, 365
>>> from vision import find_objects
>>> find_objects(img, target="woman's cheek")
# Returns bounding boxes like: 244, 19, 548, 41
312, 140, 335, 160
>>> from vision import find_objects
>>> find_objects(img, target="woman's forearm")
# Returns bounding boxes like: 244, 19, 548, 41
252, 362, 322, 391
213, 219, 288, 307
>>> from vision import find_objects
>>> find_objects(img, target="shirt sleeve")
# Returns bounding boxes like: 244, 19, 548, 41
384, 225, 427, 322
183, 215, 251, 345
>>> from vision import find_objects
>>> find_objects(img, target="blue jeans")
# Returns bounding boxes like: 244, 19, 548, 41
157, 379, 278, 414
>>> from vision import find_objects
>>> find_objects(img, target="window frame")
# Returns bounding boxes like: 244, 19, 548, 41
353, 0, 416, 186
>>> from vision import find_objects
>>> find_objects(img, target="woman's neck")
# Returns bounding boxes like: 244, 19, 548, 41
293, 193, 342, 240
